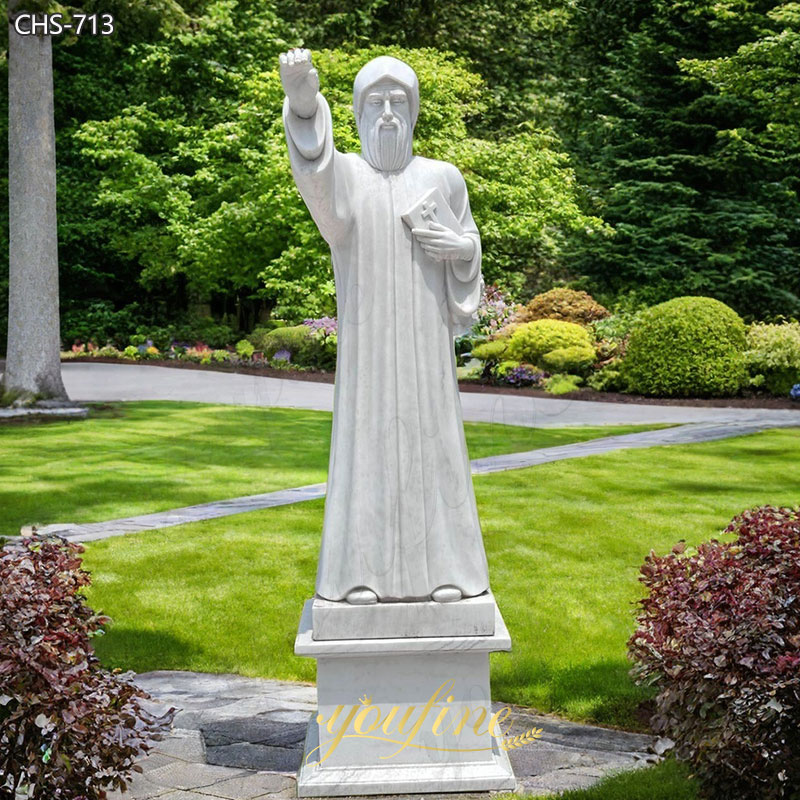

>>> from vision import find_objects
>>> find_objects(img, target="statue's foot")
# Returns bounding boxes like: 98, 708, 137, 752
431, 585, 462, 603
345, 587, 378, 605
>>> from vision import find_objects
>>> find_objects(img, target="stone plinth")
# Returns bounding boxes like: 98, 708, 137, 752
294, 598, 516, 797
310, 591, 496, 641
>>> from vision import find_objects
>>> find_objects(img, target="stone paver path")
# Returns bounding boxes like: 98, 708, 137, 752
108, 671, 661, 800
0, 405, 88, 421
37, 418, 797, 543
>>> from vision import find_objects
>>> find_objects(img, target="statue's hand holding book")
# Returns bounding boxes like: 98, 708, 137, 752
403, 187, 475, 261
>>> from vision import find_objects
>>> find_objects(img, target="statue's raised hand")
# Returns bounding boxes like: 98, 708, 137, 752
279, 48, 320, 119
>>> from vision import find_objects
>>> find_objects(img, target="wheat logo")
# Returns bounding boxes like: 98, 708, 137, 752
500, 726, 543, 751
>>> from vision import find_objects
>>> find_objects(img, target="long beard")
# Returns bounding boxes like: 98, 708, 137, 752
361, 117, 411, 172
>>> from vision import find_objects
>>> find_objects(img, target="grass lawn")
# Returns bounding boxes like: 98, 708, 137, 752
538, 758, 697, 799
0, 400, 662, 534
80, 426, 800, 731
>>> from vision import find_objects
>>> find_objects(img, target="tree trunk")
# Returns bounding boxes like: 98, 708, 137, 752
2, 1, 68, 401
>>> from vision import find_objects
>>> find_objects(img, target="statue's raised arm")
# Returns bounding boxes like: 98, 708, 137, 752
279, 48, 319, 120
280, 48, 351, 244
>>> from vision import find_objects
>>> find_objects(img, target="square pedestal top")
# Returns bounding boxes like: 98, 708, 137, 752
295, 597, 511, 657
311, 591, 496, 641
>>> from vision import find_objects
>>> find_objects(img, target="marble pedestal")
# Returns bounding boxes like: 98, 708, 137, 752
294, 597, 516, 797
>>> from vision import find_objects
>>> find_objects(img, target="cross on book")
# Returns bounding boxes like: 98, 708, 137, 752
401, 187, 463, 235
421, 200, 438, 222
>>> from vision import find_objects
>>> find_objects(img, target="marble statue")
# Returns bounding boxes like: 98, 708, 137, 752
280, 49, 490, 606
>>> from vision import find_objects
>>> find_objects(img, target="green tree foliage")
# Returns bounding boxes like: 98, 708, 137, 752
276, 0, 576, 132
74, 29, 600, 321
562, 0, 800, 319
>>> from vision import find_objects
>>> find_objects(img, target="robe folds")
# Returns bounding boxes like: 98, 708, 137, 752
285, 94, 490, 602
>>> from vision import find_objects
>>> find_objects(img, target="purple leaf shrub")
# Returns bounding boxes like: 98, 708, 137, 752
0, 536, 174, 799
629, 506, 800, 799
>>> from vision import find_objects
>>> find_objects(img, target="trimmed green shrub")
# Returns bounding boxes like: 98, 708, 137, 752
587, 365, 626, 393
248, 324, 336, 370
540, 345, 596, 375
507, 319, 594, 365
471, 339, 511, 362
623, 297, 747, 397
744, 322, 800, 396
235, 339, 255, 359
544, 373, 583, 394
250, 325, 312, 361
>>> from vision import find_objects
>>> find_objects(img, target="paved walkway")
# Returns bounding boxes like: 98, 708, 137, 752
37, 418, 798, 544
108, 671, 662, 799
60, 362, 800, 428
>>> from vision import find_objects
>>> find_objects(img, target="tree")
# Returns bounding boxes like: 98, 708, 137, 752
74, 22, 602, 321
2, 0, 67, 401
562, 0, 800, 319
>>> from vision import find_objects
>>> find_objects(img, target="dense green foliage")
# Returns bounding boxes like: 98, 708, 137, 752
2, 0, 799, 352
563, 0, 800, 319
623, 296, 747, 397
540, 344, 596, 375
745, 321, 800, 395
507, 319, 594, 365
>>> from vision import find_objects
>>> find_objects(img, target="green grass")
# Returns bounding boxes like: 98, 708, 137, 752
0, 400, 662, 533
537, 758, 697, 799
80, 427, 800, 730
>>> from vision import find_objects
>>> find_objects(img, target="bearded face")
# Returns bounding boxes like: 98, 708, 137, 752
358, 80, 413, 172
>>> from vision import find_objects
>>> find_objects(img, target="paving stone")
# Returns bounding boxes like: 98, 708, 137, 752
194, 773, 294, 799
201, 719, 307, 748
145, 761, 246, 790
153, 730, 206, 762
105, 773, 172, 799
205, 743, 303, 773
139, 752, 186, 772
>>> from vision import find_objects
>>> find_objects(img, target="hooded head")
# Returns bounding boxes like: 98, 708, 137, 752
353, 56, 419, 172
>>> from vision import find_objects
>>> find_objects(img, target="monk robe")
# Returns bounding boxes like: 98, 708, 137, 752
284, 89, 490, 602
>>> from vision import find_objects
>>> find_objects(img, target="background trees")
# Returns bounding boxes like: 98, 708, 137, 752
1, 0, 798, 353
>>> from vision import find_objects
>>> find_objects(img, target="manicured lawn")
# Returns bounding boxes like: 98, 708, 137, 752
81, 427, 800, 730
539, 758, 697, 799
0, 400, 662, 534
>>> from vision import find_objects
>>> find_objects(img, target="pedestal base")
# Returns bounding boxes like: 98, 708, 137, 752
296, 718, 516, 796
294, 598, 516, 797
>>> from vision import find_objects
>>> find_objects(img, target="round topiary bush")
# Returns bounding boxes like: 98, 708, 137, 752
507, 319, 594, 366
516, 288, 610, 326
622, 296, 747, 397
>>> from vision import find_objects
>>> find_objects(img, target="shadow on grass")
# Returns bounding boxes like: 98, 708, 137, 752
93, 627, 203, 674
493, 658, 654, 729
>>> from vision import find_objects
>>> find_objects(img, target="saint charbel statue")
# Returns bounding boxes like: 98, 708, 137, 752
280, 49, 491, 606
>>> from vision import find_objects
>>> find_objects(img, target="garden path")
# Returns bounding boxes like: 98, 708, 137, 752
61, 362, 800, 427
37, 418, 798, 543
106, 670, 663, 800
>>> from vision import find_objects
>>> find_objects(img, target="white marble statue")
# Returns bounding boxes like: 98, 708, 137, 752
280, 49, 490, 606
